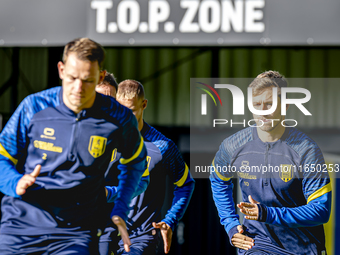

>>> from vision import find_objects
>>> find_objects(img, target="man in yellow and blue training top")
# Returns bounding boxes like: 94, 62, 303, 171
210, 71, 331, 255
99, 80, 195, 255
0, 38, 148, 254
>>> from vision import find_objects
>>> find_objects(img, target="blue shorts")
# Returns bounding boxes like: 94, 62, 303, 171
0, 232, 99, 255
99, 230, 161, 255
239, 241, 295, 255
242, 249, 283, 255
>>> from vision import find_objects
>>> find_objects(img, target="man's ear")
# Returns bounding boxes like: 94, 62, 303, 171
57, 61, 64, 80
142, 99, 148, 110
98, 70, 106, 84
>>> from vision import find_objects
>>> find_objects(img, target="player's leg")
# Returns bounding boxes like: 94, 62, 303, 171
99, 240, 110, 255
0, 234, 48, 254
99, 226, 118, 255
115, 231, 161, 255
242, 249, 273, 255
240, 243, 295, 255
49, 233, 98, 255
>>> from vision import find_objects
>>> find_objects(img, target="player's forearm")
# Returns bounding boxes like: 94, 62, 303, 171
106, 169, 149, 203
259, 192, 331, 227
162, 180, 195, 230
106, 175, 149, 203
106, 185, 118, 203
134, 175, 149, 196
111, 152, 147, 220
210, 174, 240, 234
0, 156, 23, 197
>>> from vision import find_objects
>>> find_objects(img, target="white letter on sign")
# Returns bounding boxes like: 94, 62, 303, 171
117, 0, 140, 33
221, 0, 244, 33
149, 0, 170, 33
179, 0, 200, 33
245, 0, 265, 32
199, 0, 221, 33
91, 0, 113, 33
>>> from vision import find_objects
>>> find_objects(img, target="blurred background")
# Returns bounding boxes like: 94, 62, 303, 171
0, 0, 340, 254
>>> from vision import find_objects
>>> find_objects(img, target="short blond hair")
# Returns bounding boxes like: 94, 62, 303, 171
249, 70, 287, 96
63, 38, 105, 69
117, 80, 145, 100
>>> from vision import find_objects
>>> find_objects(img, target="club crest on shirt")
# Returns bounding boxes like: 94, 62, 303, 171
88, 136, 107, 158
280, 164, 293, 182
240, 160, 250, 171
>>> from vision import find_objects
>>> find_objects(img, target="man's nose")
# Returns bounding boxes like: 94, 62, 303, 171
74, 79, 83, 92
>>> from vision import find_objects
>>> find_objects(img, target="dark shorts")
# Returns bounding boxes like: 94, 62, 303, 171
239, 241, 296, 255
241, 247, 326, 255
0, 232, 99, 255
99, 230, 161, 255
242, 248, 282, 255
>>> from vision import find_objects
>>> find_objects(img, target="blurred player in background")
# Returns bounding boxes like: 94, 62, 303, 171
95, 72, 150, 200
96, 71, 118, 98
0, 38, 148, 254
98, 80, 195, 255
210, 71, 331, 254
96, 71, 150, 196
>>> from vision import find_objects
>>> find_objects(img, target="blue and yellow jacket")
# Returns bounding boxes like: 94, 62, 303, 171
0, 87, 147, 235
210, 127, 331, 255
103, 121, 195, 240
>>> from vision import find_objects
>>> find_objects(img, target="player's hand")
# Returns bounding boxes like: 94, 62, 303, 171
237, 195, 260, 221
105, 187, 108, 197
16, 164, 41, 195
152, 222, 172, 254
231, 225, 254, 250
112, 216, 131, 252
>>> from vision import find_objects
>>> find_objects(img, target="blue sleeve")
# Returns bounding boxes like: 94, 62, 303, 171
0, 100, 30, 197
210, 172, 240, 242
0, 155, 23, 197
258, 144, 331, 227
105, 185, 118, 203
261, 191, 331, 227
110, 115, 148, 221
106, 174, 150, 203
160, 141, 195, 230
210, 140, 240, 243
162, 164, 195, 230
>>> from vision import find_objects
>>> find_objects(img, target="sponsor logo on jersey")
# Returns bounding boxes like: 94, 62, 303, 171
40, 127, 56, 140
238, 172, 257, 180
88, 136, 107, 158
280, 164, 293, 182
34, 140, 63, 153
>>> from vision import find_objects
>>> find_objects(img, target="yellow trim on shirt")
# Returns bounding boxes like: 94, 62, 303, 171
212, 158, 231, 182
174, 164, 189, 187
142, 156, 151, 177
142, 169, 150, 177
110, 148, 117, 162
307, 182, 332, 204
0, 143, 18, 165
119, 137, 144, 165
